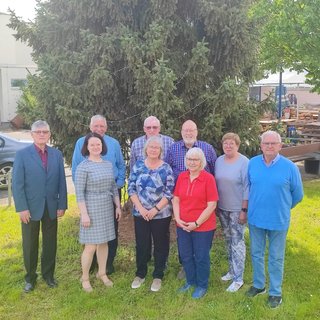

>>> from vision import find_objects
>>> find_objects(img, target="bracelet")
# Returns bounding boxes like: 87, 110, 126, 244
241, 208, 248, 213
194, 221, 199, 227
155, 205, 161, 212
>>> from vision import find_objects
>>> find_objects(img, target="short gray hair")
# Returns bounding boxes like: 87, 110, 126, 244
90, 115, 107, 126
260, 130, 281, 143
143, 116, 160, 127
31, 120, 50, 132
185, 147, 207, 170
143, 136, 164, 159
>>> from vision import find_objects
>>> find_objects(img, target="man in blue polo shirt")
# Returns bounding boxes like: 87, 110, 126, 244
246, 130, 303, 309
72, 115, 126, 275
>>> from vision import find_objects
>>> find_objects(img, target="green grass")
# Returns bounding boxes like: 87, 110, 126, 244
1, 182, 319, 320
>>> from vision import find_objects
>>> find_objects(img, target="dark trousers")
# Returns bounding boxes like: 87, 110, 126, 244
107, 213, 118, 268
134, 216, 171, 279
90, 189, 121, 272
21, 209, 57, 284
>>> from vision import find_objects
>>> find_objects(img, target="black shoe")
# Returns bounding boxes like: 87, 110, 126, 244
246, 286, 266, 297
267, 295, 282, 309
24, 282, 34, 293
106, 265, 115, 275
44, 278, 58, 288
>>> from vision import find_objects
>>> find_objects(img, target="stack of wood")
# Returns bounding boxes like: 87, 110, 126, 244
298, 107, 320, 121
298, 111, 316, 121
289, 107, 297, 118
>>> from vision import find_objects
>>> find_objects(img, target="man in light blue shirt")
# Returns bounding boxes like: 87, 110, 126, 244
246, 130, 303, 309
72, 115, 126, 275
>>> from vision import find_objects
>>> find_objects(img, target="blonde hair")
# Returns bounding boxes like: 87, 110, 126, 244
222, 132, 241, 146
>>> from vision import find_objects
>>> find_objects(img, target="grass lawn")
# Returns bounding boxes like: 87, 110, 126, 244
0, 180, 319, 320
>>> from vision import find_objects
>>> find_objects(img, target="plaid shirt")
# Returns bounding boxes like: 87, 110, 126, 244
129, 134, 174, 170
165, 140, 217, 182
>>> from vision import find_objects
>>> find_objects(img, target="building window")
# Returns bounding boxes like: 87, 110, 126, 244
11, 79, 27, 88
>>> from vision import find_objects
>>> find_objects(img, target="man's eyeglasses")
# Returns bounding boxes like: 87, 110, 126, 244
145, 126, 159, 130
262, 142, 280, 146
32, 130, 50, 135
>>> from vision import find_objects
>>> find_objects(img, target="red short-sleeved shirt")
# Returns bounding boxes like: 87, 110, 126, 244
174, 170, 219, 232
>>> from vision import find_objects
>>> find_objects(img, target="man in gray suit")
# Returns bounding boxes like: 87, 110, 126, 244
12, 120, 67, 293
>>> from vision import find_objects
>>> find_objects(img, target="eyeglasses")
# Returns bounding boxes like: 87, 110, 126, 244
92, 125, 106, 129
32, 130, 50, 135
186, 158, 200, 162
182, 129, 197, 133
145, 126, 159, 130
262, 142, 280, 146
223, 142, 236, 147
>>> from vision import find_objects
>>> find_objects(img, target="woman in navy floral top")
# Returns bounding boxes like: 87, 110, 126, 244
128, 136, 174, 292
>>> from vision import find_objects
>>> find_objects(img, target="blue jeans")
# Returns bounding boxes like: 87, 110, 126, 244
249, 224, 288, 296
218, 209, 246, 283
177, 227, 214, 289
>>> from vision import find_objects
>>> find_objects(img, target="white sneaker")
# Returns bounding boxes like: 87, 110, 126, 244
150, 278, 162, 292
131, 276, 145, 289
226, 281, 244, 292
221, 272, 233, 281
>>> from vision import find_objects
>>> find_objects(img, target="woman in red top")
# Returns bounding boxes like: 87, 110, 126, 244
173, 147, 218, 299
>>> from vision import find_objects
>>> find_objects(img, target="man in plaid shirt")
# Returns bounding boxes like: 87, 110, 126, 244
130, 116, 174, 171
166, 120, 217, 182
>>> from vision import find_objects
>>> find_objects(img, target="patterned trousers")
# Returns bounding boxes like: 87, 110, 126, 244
218, 209, 246, 282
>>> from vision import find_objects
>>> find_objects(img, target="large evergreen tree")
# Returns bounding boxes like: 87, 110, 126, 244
9, 0, 267, 163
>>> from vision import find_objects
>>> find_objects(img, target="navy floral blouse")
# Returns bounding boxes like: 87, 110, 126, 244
128, 160, 174, 219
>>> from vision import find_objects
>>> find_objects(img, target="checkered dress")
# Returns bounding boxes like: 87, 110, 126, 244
75, 159, 117, 244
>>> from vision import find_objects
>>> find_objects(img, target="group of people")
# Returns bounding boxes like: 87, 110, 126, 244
12, 115, 303, 308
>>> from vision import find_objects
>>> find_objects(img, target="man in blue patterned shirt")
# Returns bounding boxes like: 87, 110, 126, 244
166, 120, 217, 182
130, 116, 174, 171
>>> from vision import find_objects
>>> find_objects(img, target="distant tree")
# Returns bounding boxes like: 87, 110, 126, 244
253, 0, 320, 92
9, 0, 269, 163
16, 75, 44, 128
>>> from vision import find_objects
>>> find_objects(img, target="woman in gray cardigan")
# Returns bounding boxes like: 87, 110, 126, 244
215, 133, 249, 293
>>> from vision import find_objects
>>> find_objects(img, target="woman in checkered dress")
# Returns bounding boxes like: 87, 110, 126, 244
75, 133, 121, 292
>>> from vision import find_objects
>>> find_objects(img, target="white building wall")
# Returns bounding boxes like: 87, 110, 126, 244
0, 66, 37, 122
0, 13, 37, 124
260, 86, 320, 107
